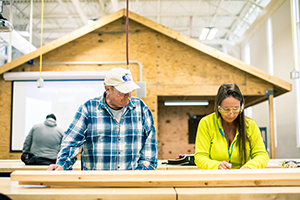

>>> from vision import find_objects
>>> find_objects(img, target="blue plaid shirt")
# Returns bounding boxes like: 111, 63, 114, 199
56, 92, 158, 170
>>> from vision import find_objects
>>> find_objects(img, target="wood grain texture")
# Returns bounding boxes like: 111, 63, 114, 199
2, 177, 300, 200
176, 187, 300, 200
10, 169, 300, 187
0, 178, 176, 200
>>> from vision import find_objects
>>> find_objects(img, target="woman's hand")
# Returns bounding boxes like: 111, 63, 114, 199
240, 166, 251, 170
218, 160, 232, 170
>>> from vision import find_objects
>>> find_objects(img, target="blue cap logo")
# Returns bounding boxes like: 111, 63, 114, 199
122, 74, 132, 82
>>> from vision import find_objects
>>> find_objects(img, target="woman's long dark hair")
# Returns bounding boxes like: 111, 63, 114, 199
214, 83, 250, 166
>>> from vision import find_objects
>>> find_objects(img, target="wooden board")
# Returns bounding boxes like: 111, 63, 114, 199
0, 178, 176, 200
10, 169, 300, 188
1, 159, 296, 174
176, 187, 300, 200
2, 177, 300, 200
0, 160, 82, 173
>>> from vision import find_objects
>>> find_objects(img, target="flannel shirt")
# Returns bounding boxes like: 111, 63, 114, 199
56, 92, 158, 170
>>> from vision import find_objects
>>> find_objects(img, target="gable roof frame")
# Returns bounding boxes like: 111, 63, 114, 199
0, 9, 291, 97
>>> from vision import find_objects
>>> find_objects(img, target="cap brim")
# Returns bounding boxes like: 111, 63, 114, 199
115, 82, 140, 93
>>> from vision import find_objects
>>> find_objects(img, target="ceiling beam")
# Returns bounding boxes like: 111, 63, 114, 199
245, 0, 264, 10
238, 0, 286, 45
204, 0, 251, 26
156, 0, 160, 24
98, 0, 106, 17
0, 30, 37, 55
57, 0, 81, 27
209, 0, 224, 26
71, 0, 88, 24
111, 0, 119, 12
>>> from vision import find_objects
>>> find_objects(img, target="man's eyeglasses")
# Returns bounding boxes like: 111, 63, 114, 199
113, 88, 132, 96
218, 106, 242, 114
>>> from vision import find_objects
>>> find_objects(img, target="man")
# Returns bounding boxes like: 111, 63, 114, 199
48, 67, 158, 171
22, 114, 64, 165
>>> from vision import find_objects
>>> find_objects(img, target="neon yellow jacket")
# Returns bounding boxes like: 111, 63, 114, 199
195, 113, 269, 169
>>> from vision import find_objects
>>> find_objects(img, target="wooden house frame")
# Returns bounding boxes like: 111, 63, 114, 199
0, 9, 291, 159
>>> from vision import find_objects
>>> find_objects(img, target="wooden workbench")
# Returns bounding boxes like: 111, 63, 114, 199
1, 177, 300, 200
0, 159, 297, 175
2, 169, 300, 200
0, 178, 176, 200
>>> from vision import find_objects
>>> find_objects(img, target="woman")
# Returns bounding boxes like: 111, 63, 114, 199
194, 83, 269, 170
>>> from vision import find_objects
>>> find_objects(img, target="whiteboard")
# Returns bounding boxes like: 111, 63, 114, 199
11, 80, 105, 151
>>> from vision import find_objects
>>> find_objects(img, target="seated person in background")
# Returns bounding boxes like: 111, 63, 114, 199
47, 67, 158, 171
22, 114, 64, 165
194, 83, 269, 170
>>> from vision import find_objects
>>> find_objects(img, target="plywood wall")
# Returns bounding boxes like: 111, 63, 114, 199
157, 96, 215, 159
0, 17, 273, 159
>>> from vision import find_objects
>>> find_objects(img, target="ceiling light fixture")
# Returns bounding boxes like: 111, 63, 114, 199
87, 18, 97, 25
199, 27, 218, 40
164, 100, 209, 106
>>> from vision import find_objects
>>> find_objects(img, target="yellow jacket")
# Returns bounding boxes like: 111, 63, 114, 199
195, 113, 269, 169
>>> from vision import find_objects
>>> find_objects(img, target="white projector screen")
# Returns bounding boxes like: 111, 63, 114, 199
11, 80, 105, 151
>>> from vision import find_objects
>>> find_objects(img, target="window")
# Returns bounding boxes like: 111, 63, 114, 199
188, 115, 206, 144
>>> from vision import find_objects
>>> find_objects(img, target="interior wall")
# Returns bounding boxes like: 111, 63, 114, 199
271, 0, 299, 157
157, 97, 214, 160
247, 16, 271, 153
247, 0, 300, 158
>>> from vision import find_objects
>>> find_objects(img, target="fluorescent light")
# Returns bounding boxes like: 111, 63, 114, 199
199, 28, 210, 40
164, 100, 209, 106
199, 27, 218, 40
87, 18, 98, 25
206, 28, 218, 40
87, 20, 95, 25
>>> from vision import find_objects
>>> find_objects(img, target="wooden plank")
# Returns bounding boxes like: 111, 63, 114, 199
1, 159, 290, 174
176, 187, 300, 200
10, 169, 300, 187
156, 85, 272, 96
0, 178, 176, 200
0, 160, 81, 173
269, 93, 276, 158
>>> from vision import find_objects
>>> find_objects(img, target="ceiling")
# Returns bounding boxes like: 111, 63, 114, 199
0, 0, 273, 59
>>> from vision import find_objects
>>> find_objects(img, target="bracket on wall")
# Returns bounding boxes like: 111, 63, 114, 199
265, 90, 274, 96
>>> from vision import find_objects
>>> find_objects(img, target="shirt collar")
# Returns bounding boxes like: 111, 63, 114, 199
98, 91, 136, 111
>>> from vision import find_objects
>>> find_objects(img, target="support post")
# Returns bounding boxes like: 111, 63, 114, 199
266, 90, 275, 158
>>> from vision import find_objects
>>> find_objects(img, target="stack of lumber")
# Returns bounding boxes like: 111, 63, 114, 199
10, 169, 300, 187
1, 169, 300, 199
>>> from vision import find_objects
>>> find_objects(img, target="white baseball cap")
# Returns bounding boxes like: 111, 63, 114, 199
105, 68, 140, 93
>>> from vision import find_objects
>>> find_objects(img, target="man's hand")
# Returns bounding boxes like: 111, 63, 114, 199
47, 164, 64, 171
218, 160, 232, 170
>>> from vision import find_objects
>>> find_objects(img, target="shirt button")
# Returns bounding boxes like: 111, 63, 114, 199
118, 166, 120, 169
118, 152, 121, 154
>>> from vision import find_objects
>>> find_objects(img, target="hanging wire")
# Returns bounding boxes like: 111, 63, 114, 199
39, 0, 44, 79
126, 0, 129, 70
